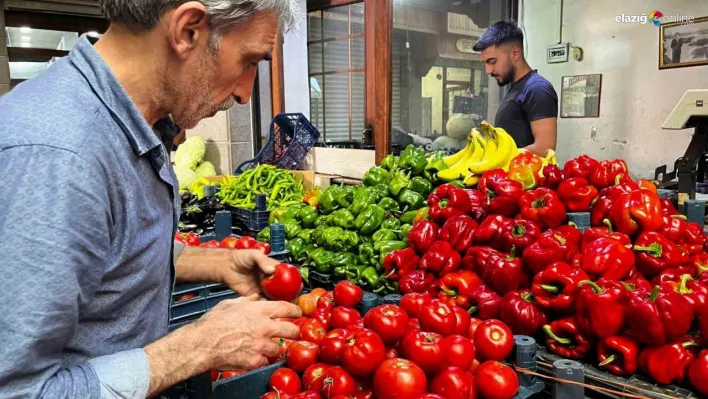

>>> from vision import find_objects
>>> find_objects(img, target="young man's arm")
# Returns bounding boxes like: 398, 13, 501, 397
521, 81, 559, 156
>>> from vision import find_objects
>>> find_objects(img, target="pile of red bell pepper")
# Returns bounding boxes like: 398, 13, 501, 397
378, 153, 708, 395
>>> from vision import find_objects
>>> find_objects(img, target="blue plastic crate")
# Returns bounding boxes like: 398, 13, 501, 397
170, 296, 207, 322
212, 362, 284, 399
232, 208, 270, 232
207, 291, 238, 309
206, 283, 232, 296
173, 283, 207, 301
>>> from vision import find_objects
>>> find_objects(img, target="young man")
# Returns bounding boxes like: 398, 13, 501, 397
474, 20, 558, 156
0, 1, 302, 398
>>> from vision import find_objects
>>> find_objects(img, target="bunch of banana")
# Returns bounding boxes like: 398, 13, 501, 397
437, 130, 485, 182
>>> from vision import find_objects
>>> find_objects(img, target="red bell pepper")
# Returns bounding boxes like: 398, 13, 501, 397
496, 218, 541, 253
499, 290, 549, 336
639, 340, 698, 385
522, 226, 581, 275
507, 151, 544, 190
589, 159, 630, 189
383, 247, 420, 281
467, 285, 502, 320
691, 253, 708, 278
697, 303, 708, 347
658, 214, 688, 243
599, 177, 639, 199
408, 220, 439, 255
580, 219, 631, 251
688, 349, 708, 397
478, 247, 527, 295
580, 237, 635, 281
575, 279, 628, 339
563, 155, 599, 180
540, 164, 564, 191
623, 275, 653, 292
597, 335, 640, 377
518, 187, 567, 229
473, 214, 510, 247
398, 270, 435, 295
464, 189, 488, 223
633, 231, 688, 278
683, 222, 707, 256
439, 214, 478, 252
461, 246, 498, 275
543, 317, 593, 360
557, 177, 599, 212
428, 184, 471, 224
625, 286, 694, 345
438, 270, 484, 308
590, 196, 614, 228
531, 262, 590, 313
651, 266, 696, 285
661, 198, 680, 216
426, 278, 441, 298
660, 274, 708, 317
478, 169, 524, 217
610, 190, 664, 236
419, 240, 461, 276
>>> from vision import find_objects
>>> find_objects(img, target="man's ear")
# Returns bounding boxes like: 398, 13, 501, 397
167, 1, 209, 60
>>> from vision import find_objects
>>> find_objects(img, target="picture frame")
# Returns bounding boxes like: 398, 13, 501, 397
559, 74, 602, 118
659, 16, 708, 70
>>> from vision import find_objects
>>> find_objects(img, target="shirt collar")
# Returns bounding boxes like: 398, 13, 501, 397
68, 35, 163, 156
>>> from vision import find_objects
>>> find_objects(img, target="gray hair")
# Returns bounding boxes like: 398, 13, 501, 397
99, 0, 300, 34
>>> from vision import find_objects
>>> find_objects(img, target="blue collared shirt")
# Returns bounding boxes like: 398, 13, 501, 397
0, 36, 180, 398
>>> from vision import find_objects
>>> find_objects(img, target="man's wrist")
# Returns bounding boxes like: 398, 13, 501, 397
175, 246, 232, 284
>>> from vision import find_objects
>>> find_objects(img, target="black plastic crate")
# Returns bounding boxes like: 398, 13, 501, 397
269, 250, 289, 262
212, 362, 284, 399
205, 283, 232, 296
309, 270, 334, 289
170, 296, 207, 322
232, 208, 270, 232
173, 283, 207, 302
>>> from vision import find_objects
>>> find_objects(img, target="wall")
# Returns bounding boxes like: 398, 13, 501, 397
282, 0, 310, 119
521, 0, 708, 178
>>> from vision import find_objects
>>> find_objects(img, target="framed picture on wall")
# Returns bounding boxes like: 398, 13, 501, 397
659, 16, 708, 69
560, 74, 602, 118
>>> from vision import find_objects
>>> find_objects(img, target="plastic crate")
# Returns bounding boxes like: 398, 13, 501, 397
567, 212, 591, 232
205, 283, 233, 296
309, 270, 334, 289
232, 208, 270, 232
207, 291, 238, 309
234, 113, 320, 173
170, 295, 207, 322
212, 362, 284, 399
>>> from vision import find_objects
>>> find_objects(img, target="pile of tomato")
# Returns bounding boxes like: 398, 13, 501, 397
255, 281, 521, 399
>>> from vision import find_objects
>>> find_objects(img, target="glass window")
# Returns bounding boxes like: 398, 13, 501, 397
5, 27, 80, 50
390, 0, 510, 154
307, 2, 366, 144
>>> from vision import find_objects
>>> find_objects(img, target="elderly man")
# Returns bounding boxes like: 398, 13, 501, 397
0, 1, 302, 398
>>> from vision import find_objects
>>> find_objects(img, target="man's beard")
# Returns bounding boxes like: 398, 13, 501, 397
493, 65, 515, 87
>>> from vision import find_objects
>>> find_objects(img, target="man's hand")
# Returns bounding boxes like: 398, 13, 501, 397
221, 249, 280, 296
144, 295, 301, 396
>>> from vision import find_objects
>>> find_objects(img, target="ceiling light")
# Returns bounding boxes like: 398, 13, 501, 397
20, 27, 32, 33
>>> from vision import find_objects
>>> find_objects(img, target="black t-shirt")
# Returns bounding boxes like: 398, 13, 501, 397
494, 70, 558, 148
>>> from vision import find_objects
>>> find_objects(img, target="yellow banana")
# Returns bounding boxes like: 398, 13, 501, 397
443, 133, 474, 167
543, 149, 557, 166
436, 137, 477, 181
463, 174, 480, 187
470, 122, 518, 174
467, 131, 485, 163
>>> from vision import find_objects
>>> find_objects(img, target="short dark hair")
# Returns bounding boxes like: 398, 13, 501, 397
473, 20, 523, 52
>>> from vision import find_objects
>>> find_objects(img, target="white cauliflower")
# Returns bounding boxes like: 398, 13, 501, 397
174, 164, 198, 191
174, 136, 206, 170
195, 161, 216, 178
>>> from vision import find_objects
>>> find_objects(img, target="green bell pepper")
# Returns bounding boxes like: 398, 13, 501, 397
372, 229, 399, 243
359, 266, 382, 290
389, 169, 411, 197
355, 204, 386, 235
322, 227, 359, 252
381, 154, 399, 171
380, 218, 401, 231
407, 176, 433, 198
423, 151, 449, 183
375, 240, 408, 267
363, 167, 391, 187
283, 219, 302, 239
398, 189, 426, 212
313, 225, 327, 247
358, 242, 375, 265
256, 227, 271, 242
332, 252, 358, 269
397, 145, 427, 175
331, 209, 356, 229
319, 185, 342, 214
297, 206, 318, 228
300, 266, 310, 286
400, 210, 419, 224
400, 223, 412, 242
448, 180, 465, 189
269, 204, 304, 224
314, 214, 331, 228
337, 185, 355, 208
296, 228, 315, 245
374, 184, 390, 200
286, 238, 306, 262
349, 187, 382, 216
309, 247, 335, 273
378, 197, 400, 213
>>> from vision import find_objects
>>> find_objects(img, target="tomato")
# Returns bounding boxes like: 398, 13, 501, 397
291, 317, 309, 329
322, 366, 357, 399
417, 395, 446, 399
175, 292, 197, 302
200, 240, 220, 248
319, 329, 352, 365
330, 307, 362, 330
176, 232, 201, 246
255, 242, 272, 255
400, 293, 433, 318
298, 289, 328, 317
219, 236, 240, 248
363, 305, 409, 345
469, 358, 481, 375
333, 281, 364, 308
352, 379, 373, 399
373, 358, 427, 399
440, 334, 475, 370
475, 361, 519, 399
473, 319, 514, 361
349, 318, 365, 331
400, 329, 444, 374
262, 263, 303, 302
299, 319, 327, 344
221, 370, 243, 379
385, 346, 399, 359
261, 391, 293, 399
341, 328, 386, 377
468, 318, 483, 339
294, 391, 322, 399
286, 341, 320, 373
418, 299, 457, 336
311, 307, 332, 330
408, 318, 421, 330
211, 369, 220, 382
270, 368, 302, 394
430, 366, 476, 399
269, 338, 294, 363
235, 236, 259, 249
303, 363, 330, 392
452, 306, 471, 336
